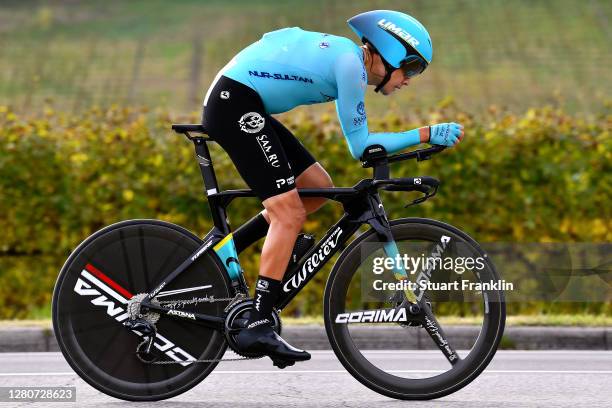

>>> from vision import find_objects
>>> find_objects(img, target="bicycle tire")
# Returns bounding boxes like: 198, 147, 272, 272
52, 219, 232, 401
324, 218, 506, 400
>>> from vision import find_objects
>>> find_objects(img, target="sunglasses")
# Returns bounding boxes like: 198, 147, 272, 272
400, 55, 428, 78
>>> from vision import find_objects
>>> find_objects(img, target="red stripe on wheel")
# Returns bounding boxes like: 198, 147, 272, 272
85, 263, 133, 299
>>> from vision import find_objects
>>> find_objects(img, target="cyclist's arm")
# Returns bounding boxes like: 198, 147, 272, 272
334, 52, 427, 160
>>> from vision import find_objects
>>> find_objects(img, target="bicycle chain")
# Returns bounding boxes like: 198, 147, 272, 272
157, 295, 236, 308
133, 293, 263, 365
136, 337, 263, 365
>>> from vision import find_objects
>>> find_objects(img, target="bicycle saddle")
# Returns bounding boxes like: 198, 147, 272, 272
171, 123, 209, 134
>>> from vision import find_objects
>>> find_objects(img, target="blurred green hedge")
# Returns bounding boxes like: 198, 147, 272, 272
0, 104, 610, 318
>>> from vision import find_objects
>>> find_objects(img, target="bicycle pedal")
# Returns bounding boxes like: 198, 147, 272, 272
271, 358, 295, 369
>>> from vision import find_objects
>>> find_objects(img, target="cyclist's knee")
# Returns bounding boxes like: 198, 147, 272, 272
264, 190, 306, 230
297, 164, 333, 213
314, 166, 334, 189
314, 169, 334, 190
320, 173, 334, 189
297, 163, 334, 189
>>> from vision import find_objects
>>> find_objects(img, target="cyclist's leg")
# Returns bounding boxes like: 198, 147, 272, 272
204, 75, 299, 249
231, 116, 332, 251
295, 163, 334, 212
269, 116, 334, 214
204, 76, 303, 276
260, 190, 305, 279
246, 192, 310, 365
242, 189, 310, 365
203, 75, 310, 363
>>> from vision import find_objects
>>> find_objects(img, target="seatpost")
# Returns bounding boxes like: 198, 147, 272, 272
192, 137, 219, 195
191, 137, 232, 234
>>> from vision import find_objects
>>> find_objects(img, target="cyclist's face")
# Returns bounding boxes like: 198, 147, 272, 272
364, 49, 412, 95
380, 69, 411, 95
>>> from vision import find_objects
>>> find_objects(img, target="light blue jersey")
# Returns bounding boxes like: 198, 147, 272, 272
205, 27, 421, 160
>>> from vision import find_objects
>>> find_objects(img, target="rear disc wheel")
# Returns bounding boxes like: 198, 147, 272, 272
52, 219, 232, 401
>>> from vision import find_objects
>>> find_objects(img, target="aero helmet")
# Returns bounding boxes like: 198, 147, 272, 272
348, 10, 433, 92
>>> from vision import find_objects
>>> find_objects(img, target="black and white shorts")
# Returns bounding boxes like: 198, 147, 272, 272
202, 75, 316, 201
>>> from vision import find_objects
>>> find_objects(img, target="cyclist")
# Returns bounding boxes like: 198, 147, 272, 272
201, 10, 464, 367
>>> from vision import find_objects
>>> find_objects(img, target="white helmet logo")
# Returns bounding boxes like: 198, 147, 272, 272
238, 112, 265, 134
377, 19, 420, 48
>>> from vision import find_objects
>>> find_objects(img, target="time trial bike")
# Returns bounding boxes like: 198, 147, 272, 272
52, 123, 506, 401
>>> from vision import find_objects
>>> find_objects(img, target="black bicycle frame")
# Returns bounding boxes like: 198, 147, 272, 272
140, 133, 441, 330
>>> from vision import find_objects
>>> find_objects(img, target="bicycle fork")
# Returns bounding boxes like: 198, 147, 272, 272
363, 193, 419, 304
363, 193, 459, 362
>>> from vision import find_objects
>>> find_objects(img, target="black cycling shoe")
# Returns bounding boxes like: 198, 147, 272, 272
236, 321, 311, 368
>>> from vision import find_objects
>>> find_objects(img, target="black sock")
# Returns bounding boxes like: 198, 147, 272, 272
233, 213, 269, 254
248, 276, 281, 328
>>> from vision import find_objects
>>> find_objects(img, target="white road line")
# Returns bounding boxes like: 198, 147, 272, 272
0, 372, 76, 376
1, 351, 609, 357
215, 370, 612, 374
1, 370, 611, 377
317, 350, 612, 355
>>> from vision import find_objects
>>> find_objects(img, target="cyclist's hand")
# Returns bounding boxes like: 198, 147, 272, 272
429, 122, 464, 146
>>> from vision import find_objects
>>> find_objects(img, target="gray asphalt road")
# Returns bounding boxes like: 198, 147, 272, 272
0, 351, 610, 407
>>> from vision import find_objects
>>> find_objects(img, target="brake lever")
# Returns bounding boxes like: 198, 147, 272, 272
404, 184, 439, 207
405, 196, 428, 207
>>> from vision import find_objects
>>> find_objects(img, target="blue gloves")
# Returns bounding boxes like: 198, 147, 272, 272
429, 122, 464, 146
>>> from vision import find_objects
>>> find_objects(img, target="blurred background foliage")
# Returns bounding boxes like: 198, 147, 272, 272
0, 104, 609, 318
0, 0, 610, 114
0, 0, 610, 319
